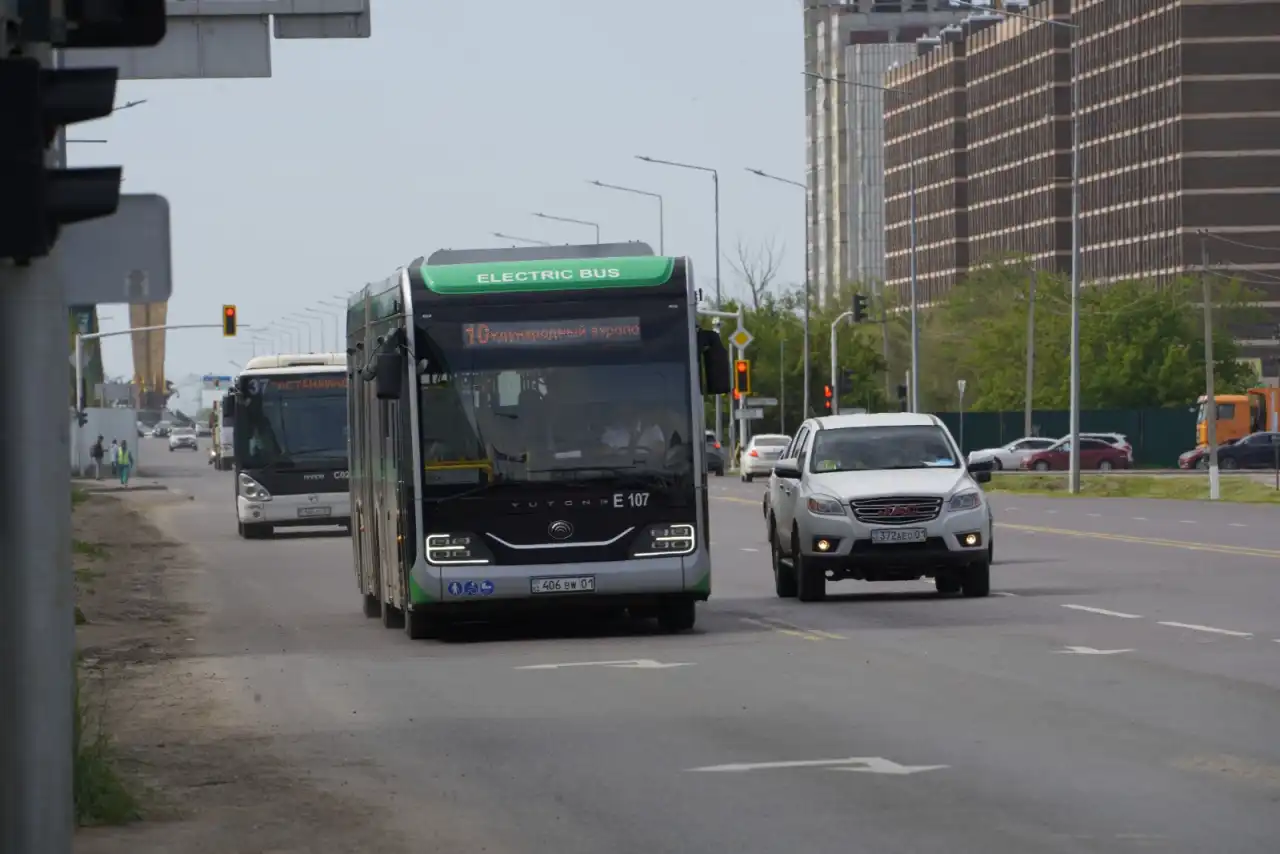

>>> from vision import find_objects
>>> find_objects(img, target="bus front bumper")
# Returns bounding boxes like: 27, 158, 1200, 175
237, 493, 351, 527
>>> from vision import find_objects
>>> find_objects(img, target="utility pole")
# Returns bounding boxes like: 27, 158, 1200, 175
779, 337, 786, 434
1024, 268, 1036, 437
1200, 233, 1221, 501
829, 310, 854, 416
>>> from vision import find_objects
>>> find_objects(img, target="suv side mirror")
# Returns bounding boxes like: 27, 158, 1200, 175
222, 395, 236, 419
698, 328, 731, 396
773, 459, 802, 480
972, 470, 992, 484
967, 458, 994, 472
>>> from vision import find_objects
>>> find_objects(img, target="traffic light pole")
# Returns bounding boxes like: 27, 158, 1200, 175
829, 310, 853, 416
73, 324, 246, 474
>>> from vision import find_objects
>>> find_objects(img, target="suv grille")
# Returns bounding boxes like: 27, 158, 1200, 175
851, 496, 942, 526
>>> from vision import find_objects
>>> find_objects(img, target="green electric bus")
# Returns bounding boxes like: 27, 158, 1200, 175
345, 242, 731, 640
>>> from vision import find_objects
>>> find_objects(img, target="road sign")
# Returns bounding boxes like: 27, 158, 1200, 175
729, 327, 754, 350
746, 397, 778, 407
514, 659, 694, 671
735, 407, 764, 420
686, 757, 949, 775
55, 194, 172, 304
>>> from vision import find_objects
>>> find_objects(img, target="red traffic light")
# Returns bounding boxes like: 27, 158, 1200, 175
222, 304, 237, 337
823, 384, 832, 398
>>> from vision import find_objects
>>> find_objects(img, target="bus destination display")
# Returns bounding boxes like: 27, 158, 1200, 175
461, 318, 642, 348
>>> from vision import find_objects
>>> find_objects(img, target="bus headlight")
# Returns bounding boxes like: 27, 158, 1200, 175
631, 523, 696, 558
425, 533, 492, 566
238, 473, 271, 501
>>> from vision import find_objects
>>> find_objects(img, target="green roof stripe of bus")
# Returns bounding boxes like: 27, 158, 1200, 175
419, 256, 676, 295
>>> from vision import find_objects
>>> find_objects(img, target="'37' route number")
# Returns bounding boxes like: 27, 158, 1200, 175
613, 492, 649, 508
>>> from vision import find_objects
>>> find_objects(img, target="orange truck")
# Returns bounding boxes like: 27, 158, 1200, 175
1196, 387, 1280, 446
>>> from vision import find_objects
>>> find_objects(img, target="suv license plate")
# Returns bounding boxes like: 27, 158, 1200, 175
870, 527, 926, 544
530, 575, 596, 594
298, 506, 332, 518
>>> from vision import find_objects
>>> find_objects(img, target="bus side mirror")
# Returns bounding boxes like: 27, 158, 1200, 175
223, 395, 236, 419
698, 329, 731, 396
374, 341, 404, 401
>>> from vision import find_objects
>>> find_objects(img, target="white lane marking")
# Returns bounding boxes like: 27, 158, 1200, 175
1056, 646, 1133, 655
740, 547, 759, 553
1062, 603, 1144, 619
1131, 517, 1148, 521
993, 591, 1019, 597
1087, 512, 1102, 518
515, 659, 694, 670
687, 757, 948, 775
1045, 509, 1058, 514
1179, 520, 1198, 525
1229, 523, 1247, 528
1157, 621, 1253, 638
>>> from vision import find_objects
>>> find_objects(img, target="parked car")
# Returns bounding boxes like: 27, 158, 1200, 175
168, 428, 199, 452
741, 433, 791, 482
1211, 431, 1280, 470
704, 430, 725, 476
1021, 437, 1132, 471
1178, 437, 1239, 469
967, 436, 1058, 470
765, 412, 994, 602
1068, 432, 1134, 464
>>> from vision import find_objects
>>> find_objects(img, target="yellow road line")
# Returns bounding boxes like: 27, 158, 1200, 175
739, 616, 847, 642
714, 495, 759, 506
997, 522, 1280, 559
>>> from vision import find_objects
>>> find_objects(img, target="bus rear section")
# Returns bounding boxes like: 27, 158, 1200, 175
229, 353, 351, 539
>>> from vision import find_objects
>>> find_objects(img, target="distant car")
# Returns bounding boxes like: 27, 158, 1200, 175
1021, 437, 1131, 471
151, 422, 172, 438
195, 423, 212, 437
1067, 432, 1134, 464
1211, 431, 1280, 470
967, 436, 1058, 470
741, 433, 791, 482
1178, 437, 1239, 469
704, 430, 725, 476
168, 429, 198, 452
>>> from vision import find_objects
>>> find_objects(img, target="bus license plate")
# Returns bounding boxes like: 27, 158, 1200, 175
298, 506, 332, 518
530, 575, 596, 595
870, 527, 926, 544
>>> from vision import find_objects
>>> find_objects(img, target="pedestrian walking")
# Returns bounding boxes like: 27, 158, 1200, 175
116, 440, 134, 487
89, 435, 105, 480
109, 438, 120, 477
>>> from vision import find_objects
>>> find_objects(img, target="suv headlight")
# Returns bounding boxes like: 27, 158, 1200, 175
238, 473, 271, 501
947, 490, 981, 511
631, 523, 696, 558
425, 533, 492, 566
806, 494, 846, 516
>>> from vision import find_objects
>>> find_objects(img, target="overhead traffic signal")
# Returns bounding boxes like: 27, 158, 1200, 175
734, 359, 752, 396
222, 305, 238, 337
852, 292, 869, 323
823, 384, 833, 412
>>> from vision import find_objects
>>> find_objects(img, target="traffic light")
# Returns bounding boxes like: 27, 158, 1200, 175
734, 359, 751, 395
222, 305, 238, 337
823, 384, 833, 412
852, 292, 869, 323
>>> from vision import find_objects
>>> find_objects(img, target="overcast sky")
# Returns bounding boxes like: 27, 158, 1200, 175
77, 0, 807, 388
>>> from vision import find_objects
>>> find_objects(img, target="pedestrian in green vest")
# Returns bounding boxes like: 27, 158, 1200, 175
116, 441, 134, 487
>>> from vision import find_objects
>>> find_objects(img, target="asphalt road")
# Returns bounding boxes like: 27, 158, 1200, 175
139, 448, 1280, 854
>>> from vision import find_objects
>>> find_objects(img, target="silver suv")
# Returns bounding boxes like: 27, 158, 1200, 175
765, 413, 994, 602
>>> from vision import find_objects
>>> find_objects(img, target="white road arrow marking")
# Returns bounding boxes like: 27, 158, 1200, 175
687, 757, 948, 775
515, 659, 694, 670
1056, 646, 1133, 655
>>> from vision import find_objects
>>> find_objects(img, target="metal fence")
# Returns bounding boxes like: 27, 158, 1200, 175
933, 408, 1195, 468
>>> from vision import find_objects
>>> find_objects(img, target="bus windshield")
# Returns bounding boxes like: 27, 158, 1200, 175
235, 374, 348, 469
415, 314, 693, 490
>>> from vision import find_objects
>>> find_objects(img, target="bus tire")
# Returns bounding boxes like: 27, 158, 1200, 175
657, 598, 696, 633
361, 592, 381, 618
380, 599, 405, 630
403, 607, 439, 640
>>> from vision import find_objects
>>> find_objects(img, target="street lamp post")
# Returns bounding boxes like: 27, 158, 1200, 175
493, 232, 551, 246
803, 70, 920, 412
636, 154, 724, 444
532, 212, 601, 244
321, 298, 347, 352
288, 315, 317, 352
304, 307, 329, 351
950, 0, 1082, 491
587, 180, 664, 253
281, 318, 310, 353
745, 167, 812, 419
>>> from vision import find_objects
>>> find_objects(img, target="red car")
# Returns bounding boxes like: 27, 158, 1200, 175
1020, 437, 1132, 471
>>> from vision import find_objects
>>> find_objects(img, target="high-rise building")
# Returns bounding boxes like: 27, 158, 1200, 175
882, 0, 1280, 379
803, 0, 971, 304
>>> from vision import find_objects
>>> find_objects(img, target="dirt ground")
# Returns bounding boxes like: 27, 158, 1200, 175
72, 491, 405, 854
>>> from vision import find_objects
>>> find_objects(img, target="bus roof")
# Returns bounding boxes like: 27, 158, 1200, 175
416, 254, 679, 296
242, 353, 347, 371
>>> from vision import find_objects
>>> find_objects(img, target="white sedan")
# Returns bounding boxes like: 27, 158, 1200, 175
966, 437, 1057, 470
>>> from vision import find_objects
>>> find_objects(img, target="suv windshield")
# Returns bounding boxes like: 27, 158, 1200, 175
809, 425, 960, 472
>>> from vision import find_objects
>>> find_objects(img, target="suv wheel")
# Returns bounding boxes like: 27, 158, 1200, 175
935, 574, 961, 595
794, 529, 826, 603
962, 558, 991, 598
771, 522, 797, 598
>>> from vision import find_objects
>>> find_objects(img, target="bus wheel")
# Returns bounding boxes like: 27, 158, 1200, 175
361, 592, 381, 619
380, 599, 405, 630
403, 608, 440, 640
657, 598, 696, 633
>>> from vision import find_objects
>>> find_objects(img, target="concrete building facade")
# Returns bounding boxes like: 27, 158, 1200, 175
880, 0, 1280, 378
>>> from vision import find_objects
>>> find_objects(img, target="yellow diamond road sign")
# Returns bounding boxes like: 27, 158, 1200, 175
729, 328, 753, 350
